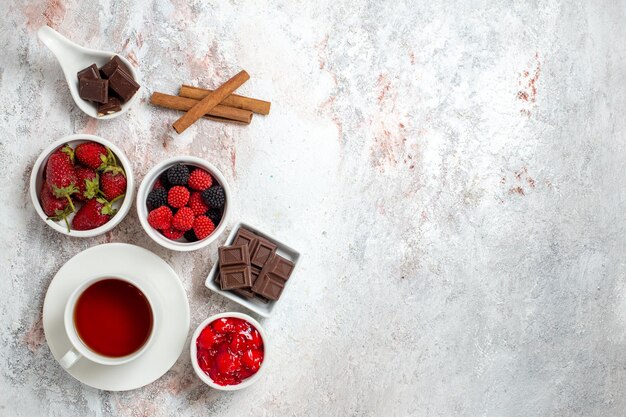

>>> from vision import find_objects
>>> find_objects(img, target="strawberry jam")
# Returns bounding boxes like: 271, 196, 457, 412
196, 317, 264, 386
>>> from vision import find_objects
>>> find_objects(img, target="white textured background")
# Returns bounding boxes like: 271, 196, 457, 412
2, 1, 626, 416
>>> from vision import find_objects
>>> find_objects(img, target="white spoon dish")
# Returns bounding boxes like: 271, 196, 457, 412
37, 26, 140, 120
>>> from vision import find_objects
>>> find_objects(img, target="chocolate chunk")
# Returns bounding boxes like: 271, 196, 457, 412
218, 244, 250, 268
79, 78, 108, 103
251, 271, 285, 301
99, 55, 131, 78
107, 67, 139, 102
220, 265, 252, 290
250, 237, 277, 269
269, 255, 294, 281
232, 228, 259, 253
77, 64, 100, 81
97, 96, 122, 116
232, 267, 260, 299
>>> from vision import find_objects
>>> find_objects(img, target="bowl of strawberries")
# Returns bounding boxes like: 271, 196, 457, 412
29, 134, 134, 236
136, 156, 230, 251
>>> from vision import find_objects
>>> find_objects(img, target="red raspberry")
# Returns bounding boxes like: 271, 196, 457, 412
153, 178, 164, 189
188, 192, 208, 216
167, 186, 190, 208
188, 169, 213, 191
147, 206, 172, 230
162, 227, 184, 240
172, 207, 194, 231
193, 215, 215, 239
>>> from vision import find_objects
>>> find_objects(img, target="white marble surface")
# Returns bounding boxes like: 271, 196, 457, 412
2, 1, 626, 416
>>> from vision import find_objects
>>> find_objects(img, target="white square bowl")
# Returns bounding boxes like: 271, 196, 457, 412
205, 222, 301, 318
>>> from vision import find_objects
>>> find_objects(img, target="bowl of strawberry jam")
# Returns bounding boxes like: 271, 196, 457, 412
191, 312, 267, 390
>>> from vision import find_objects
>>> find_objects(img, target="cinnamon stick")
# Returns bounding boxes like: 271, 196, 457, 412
179, 85, 271, 115
172, 70, 250, 133
150, 92, 252, 124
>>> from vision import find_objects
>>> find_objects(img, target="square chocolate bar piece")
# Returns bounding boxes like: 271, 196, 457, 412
250, 237, 277, 269
99, 55, 131, 78
232, 228, 259, 253
79, 78, 108, 103
218, 244, 250, 268
220, 265, 252, 290
77, 64, 100, 81
107, 67, 139, 102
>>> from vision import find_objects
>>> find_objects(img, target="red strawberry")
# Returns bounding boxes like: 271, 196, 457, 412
172, 207, 194, 231
75, 142, 111, 170
45, 145, 78, 211
71, 197, 118, 231
188, 192, 208, 216
100, 167, 127, 201
74, 166, 99, 201
162, 227, 184, 240
193, 215, 215, 239
147, 206, 173, 230
168, 186, 190, 208
40, 182, 72, 231
188, 169, 213, 191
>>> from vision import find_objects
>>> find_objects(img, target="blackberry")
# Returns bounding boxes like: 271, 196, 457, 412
201, 186, 225, 208
183, 229, 198, 242
206, 207, 223, 225
146, 188, 168, 211
166, 163, 189, 185
159, 170, 172, 189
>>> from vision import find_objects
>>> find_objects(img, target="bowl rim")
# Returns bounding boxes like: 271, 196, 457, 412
29, 133, 135, 237
136, 156, 231, 251
190, 312, 268, 391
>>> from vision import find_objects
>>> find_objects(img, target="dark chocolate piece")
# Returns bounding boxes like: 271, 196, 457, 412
99, 55, 131, 78
79, 78, 108, 103
97, 96, 122, 116
218, 244, 250, 268
232, 266, 260, 299
250, 237, 277, 269
268, 255, 295, 281
220, 265, 252, 290
77, 64, 100, 81
232, 228, 259, 253
107, 67, 139, 102
251, 271, 285, 301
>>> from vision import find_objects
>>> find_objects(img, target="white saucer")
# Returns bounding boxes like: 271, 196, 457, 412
43, 243, 190, 391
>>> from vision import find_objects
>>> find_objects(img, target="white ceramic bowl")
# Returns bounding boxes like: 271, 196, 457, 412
29, 134, 135, 237
190, 312, 268, 391
136, 156, 230, 251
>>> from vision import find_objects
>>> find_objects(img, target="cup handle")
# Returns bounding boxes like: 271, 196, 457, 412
59, 348, 82, 369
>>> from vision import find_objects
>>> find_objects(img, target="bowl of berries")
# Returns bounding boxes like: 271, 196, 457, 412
136, 156, 230, 251
191, 312, 267, 390
29, 134, 133, 236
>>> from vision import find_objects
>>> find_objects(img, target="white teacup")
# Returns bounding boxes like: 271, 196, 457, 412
60, 275, 159, 369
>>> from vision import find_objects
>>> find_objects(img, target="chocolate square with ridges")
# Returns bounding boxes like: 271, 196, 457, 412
220, 265, 252, 290
251, 272, 285, 301
218, 244, 250, 268
77, 64, 100, 81
269, 255, 294, 281
232, 228, 259, 253
107, 67, 139, 102
250, 238, 277, 268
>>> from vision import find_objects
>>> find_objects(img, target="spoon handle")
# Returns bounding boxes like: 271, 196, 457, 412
37, 26, 83, 76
